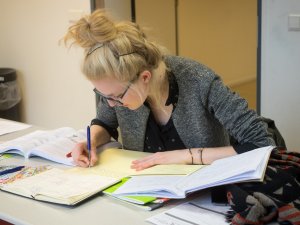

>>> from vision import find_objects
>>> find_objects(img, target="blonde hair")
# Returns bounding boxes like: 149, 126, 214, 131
64, 9, 168, 106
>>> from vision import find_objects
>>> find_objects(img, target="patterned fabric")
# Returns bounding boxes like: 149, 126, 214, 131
226, 148, 300, 225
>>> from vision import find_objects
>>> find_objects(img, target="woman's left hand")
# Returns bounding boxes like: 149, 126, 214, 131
131, 149, 190, 171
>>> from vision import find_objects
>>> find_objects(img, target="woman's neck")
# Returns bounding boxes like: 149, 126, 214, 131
147, 70, 169, 108
148, 76, 173, 125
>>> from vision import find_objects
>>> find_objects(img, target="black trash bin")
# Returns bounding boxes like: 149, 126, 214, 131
0, 68, 21, 122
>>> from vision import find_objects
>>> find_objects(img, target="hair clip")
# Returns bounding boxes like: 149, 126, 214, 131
87, 43, 103, 56
118, 52, 136, 58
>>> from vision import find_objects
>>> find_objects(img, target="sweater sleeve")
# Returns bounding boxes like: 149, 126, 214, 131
90, 118, 119, 140
205, 76, 275, 151
232, 143, 259, 154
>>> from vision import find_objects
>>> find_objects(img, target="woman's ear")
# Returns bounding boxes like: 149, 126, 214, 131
139, 70, 152, 84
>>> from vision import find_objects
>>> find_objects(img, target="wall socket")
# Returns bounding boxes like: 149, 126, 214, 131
288, 14, 300, 31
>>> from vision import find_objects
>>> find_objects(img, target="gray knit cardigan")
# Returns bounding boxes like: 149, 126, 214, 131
96, 56, 275, 151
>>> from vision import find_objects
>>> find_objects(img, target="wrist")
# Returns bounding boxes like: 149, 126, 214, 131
188, 148, 194, 165
186, 149, 193, 164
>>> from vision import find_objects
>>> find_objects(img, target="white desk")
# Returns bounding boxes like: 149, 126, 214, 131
0, 126, 183, 225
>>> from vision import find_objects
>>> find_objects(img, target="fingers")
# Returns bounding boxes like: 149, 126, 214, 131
131, 152, 164, 171
131, 150, 189, 171
90, 149, 98, 166
132, 160, 155, 171
76, 155, 90, 167
72, 142, 91, 168
76, 150, 98, 167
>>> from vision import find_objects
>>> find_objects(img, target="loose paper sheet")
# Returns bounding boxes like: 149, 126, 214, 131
69, 148, 204, 178
0, 119, 31, 136
146, 192, 229, 225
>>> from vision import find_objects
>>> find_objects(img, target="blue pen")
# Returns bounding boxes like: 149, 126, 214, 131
0, 166, 25, 176
87, 125, 91, 168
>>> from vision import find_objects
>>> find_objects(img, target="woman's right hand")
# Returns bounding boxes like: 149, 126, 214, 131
71, 141, 98, 167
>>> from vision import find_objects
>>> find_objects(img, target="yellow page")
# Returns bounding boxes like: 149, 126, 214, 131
68, 148, 204, 178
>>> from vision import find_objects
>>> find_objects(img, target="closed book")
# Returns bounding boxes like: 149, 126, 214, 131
103, 177, 169, 210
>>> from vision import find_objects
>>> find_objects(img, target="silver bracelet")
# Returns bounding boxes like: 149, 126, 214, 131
188, 148, 193, 165
198, 148, 204, 165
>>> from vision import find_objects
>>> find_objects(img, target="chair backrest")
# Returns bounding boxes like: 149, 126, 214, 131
262, 117, 286, 149
230, 117, 286, 149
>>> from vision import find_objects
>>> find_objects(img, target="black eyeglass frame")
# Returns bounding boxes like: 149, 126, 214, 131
93, 81, 133, 106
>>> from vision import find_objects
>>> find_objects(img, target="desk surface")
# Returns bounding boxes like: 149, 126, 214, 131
0, 126, 183, 225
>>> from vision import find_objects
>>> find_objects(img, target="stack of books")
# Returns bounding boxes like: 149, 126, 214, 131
103, 177, 170, 211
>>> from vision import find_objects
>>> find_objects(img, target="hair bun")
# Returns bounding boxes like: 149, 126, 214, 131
64, 9, 118, 48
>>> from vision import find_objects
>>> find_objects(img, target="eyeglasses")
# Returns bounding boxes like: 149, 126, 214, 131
93, 82, 132, 106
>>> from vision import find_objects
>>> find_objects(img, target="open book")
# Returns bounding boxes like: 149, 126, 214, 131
0, 167, 119, 205
113, 146, 274, 199
0, 127, 86, 166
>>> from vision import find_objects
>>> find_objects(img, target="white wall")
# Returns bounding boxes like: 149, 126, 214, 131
0, 1, 94, 129
261, 0, 300, 150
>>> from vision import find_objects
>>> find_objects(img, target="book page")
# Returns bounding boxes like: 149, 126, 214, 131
30, 129, 86, 166
176, 146, 273, 193
113, 175, 184, 198
1, 168, 119, 205
0, 165, 51, 187
0, 130, 47, 156
0, 127, 84, 165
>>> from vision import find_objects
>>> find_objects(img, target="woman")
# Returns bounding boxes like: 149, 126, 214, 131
64, 9, 274, 169
64, 10, 300, 224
